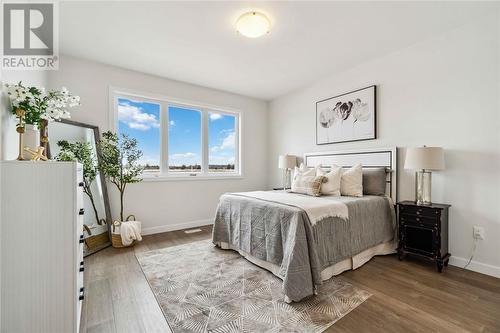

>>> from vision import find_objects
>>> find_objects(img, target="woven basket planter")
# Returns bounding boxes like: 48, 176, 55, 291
85, 233, 110, 250
111, 215, 137, 248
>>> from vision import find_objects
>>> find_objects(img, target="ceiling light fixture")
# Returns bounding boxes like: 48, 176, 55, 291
236, 11, 271, 38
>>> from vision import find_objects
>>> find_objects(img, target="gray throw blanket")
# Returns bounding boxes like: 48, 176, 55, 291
212, 192, 396, 302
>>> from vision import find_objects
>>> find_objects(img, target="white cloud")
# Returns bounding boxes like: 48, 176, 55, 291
138, 155, 160, 166
209, 113, 222, 121
118, 102, 160, 131
210, 131, 235, 153
169, 152, 199, 165
170, 152, 196, 159
128, 123, 149, 130
210, 155, 235, 165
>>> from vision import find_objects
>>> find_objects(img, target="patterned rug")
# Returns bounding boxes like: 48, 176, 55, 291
136, 240, 370, 333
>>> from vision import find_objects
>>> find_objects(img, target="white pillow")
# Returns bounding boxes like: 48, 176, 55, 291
290, 174, 327, 197
292, 163, 315, 179
291, 164, 316, 192
340, 164, 363, 197
316, 165, 342, 196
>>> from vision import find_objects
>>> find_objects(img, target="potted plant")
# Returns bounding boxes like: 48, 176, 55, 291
97, 131, 144, 247
4, 82, 80, 159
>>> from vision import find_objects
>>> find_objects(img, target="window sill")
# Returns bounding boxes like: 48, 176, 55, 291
140, 174, 244, 182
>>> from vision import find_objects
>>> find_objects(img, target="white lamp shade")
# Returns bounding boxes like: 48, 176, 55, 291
404, 147, 445, 170
278, 155, 296, 169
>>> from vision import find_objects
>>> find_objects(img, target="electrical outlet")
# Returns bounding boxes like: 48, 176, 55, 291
473, 226, 485, 240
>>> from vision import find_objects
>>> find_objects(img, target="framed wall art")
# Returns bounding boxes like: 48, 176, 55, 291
316, 85, 376, 145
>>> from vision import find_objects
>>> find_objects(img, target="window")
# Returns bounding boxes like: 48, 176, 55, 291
168, 106, 202, 173
208, 112, 237, 172
113, 90, 240, 179
117, 97, 161, 174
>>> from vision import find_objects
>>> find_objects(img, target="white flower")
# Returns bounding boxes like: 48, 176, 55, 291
351, 99, 370, 123
5, 83, 80, 122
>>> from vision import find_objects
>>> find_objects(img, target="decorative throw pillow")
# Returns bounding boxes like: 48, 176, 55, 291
340, 164, 363, 197
292, 164, 315, 182
291, 174, 327, 197
316, 165, 342, 196
362, 168, 387, 196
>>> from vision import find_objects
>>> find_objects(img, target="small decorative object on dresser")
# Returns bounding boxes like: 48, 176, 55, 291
23, 146, 48, 161
278, 154, 296, 191
397, 201, 451, 272
404, 146, 445, 205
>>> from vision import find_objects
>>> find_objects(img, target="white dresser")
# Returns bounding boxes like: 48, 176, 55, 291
0, 161, 84, 333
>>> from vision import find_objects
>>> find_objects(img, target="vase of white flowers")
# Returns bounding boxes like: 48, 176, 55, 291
4, 82, 80, 159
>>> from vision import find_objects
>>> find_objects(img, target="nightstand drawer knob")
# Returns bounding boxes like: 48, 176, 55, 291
416, 217, 420, 221
416, 211, 420, 215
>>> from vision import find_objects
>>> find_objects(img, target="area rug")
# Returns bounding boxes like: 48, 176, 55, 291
136, 240, 370, 333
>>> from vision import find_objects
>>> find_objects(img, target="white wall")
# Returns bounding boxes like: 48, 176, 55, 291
0, 71, 49, 160
48, 55, 268, 234
268, 14, 500, 276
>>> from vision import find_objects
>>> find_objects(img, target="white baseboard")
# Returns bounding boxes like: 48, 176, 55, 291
142, 218, 213, 236
449, 256, 500, 278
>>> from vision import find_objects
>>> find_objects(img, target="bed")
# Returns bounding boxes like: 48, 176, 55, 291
212, 148, 398, 302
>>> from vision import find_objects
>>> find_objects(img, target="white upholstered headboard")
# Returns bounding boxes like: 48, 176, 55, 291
304, 147, 398, 202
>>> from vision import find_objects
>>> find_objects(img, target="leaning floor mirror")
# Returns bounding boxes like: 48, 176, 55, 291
47, 119, 112, 256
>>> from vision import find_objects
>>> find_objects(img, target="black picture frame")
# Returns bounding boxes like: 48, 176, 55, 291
316, 85, 376, 145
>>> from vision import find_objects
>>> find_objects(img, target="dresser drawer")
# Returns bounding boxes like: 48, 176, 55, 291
400, 214, 438, 227
399, 205, 440, 218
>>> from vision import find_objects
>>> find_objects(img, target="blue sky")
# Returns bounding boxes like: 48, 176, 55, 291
117, 98, 235, 168
208, 112, 236, 166
118, 98, 160, 166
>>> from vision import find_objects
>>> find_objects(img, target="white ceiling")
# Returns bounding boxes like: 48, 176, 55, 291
59, 1, 496, 101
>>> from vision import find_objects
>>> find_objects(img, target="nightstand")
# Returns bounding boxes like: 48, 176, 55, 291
397, 201, 451, 272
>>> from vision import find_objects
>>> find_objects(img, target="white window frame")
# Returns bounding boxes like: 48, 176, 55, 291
109, 86, 242, 181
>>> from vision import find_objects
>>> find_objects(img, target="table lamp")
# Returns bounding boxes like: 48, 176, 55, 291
404, 146, 445, 205
278, 154, 296, 191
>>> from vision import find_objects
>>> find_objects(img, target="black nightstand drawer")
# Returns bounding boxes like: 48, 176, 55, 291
399, 205, 440, 218
400, 214, 438, 227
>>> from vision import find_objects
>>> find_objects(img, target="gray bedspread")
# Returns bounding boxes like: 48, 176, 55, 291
212, 192, 396, 302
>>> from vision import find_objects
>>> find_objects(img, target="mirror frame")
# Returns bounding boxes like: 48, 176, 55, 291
47, 119, 112, 255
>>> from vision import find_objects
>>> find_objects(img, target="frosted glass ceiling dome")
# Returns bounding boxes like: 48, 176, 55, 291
236, 11, 271, 38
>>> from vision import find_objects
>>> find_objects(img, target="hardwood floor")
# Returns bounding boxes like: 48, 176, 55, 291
81, 226, 500, 333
